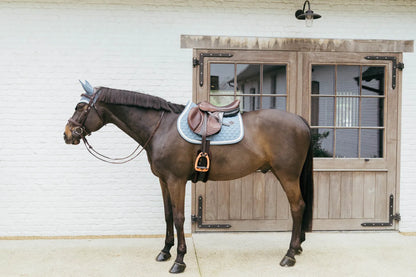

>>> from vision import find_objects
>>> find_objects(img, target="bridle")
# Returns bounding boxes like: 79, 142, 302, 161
68, 88, 165, 164
68, 89, 103, 138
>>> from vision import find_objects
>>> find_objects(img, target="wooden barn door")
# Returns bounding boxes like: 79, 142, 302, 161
300, 52, 401, 230
191, 49, 401, 232
191, 50, 297, 231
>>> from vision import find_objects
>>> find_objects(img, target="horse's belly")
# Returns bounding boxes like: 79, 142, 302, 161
207, 150, 266, 181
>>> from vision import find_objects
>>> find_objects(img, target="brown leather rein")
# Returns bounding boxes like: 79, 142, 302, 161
68, 90, 165, 164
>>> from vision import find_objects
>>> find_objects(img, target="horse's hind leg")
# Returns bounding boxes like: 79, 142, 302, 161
274, 171, 305, 267
156, 180, 174, 262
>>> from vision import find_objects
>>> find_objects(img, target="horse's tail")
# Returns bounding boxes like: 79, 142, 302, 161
300, 117, 314, 233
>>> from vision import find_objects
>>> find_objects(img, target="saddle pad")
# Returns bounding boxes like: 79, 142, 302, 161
177, 101, 244, 145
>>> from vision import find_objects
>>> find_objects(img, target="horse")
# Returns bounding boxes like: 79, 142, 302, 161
64, 83, 314, 274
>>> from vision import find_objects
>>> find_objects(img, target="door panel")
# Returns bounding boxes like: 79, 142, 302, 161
194, 172, 292, 232
313, 171, 388, 230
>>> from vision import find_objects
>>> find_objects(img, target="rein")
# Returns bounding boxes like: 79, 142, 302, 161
81, 111, 165, 164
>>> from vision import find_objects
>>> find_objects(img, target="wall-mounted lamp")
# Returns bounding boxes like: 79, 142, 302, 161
295, 0, 321, 27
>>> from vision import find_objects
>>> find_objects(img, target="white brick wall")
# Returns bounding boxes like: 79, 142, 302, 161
0, 0, 415, 236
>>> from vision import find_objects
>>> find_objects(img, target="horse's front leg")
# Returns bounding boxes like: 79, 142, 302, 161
166, 179, 187, 274
156, 180, 174, 262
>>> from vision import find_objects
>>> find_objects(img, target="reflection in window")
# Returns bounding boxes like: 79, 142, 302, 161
210, 63, 287, 112
311, 128, 334, 157
336, 97, 359, 127
337, 66, 360, 96
311, 65, 335, 95
311, 96, 334, 126
361, 129, 384, 158
262, 97, 286, 110
361, 98, 384, 127
210, 63, 234, 92
362, 66, 385, 96
311, 65, 385, 158
237, 64, 261, 111
263, 65, 287, 95
336, 129, 359, 158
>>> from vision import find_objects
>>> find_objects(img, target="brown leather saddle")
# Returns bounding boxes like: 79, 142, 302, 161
187, 100, 240, 178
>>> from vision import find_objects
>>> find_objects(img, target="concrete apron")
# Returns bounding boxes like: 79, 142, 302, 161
0, 232, 415, 277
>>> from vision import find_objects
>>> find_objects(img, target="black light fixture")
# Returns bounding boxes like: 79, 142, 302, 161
295, 0, 321, 27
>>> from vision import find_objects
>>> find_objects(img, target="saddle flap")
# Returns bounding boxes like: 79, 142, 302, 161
187, 107, 221, 136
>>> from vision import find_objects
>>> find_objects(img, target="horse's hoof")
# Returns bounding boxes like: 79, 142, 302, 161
280, 255, 296, 267
155, 251, 171, 262
169, 262, 186, 274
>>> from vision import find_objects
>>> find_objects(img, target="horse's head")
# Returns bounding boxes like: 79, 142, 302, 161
64, 81, 105, 145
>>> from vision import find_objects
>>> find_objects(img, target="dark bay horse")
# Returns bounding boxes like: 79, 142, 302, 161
64, 84, 314, 274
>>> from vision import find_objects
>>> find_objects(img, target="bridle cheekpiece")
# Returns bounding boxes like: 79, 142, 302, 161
68, 80, 103, 138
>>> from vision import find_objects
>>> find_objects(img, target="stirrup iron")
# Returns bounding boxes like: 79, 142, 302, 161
194, 152, 210, 172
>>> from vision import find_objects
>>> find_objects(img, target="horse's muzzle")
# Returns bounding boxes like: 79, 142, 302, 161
63, 125, 81, 145
63, 132, 80, 145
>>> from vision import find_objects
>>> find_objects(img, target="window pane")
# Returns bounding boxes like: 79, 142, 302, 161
312, 65, 335, 95
237, 64, 260, 95
361, 98, 384, 127
261, 96, 286, 110
336, 97, 359, 127
362, 66, 385, 96
335, 129, 359, 158
361, 129, 383, 158
241, 95, 260, 112
263, 65, 286, 95
210, 63, 234, 93
337, 65, 360, 96
311, 97, 334, 126
311, 128, 334, 157
210, 95, 236, 107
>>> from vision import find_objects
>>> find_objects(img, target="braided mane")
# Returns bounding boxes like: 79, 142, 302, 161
96, 87, 185, 114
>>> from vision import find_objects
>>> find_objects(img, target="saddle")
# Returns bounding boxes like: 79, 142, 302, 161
187, 100, 240, 178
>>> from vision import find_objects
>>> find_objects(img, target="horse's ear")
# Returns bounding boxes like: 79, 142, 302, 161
84, 80, 94, 94
79, 80, 94, 95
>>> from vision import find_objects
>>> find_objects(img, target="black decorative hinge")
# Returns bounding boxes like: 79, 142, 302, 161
365, 56, 404, 89
361, 194, 401, 227
191, 195, 232, 229
193, 53, 233, 87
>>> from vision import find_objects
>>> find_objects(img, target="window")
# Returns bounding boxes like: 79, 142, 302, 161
311, 65, 385, 158
210, 63, 287, 112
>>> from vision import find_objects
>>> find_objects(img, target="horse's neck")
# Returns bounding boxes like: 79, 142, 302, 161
101, 103, 161, 145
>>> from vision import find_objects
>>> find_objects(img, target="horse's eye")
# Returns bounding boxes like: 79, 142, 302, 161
75, 103, 85, 111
